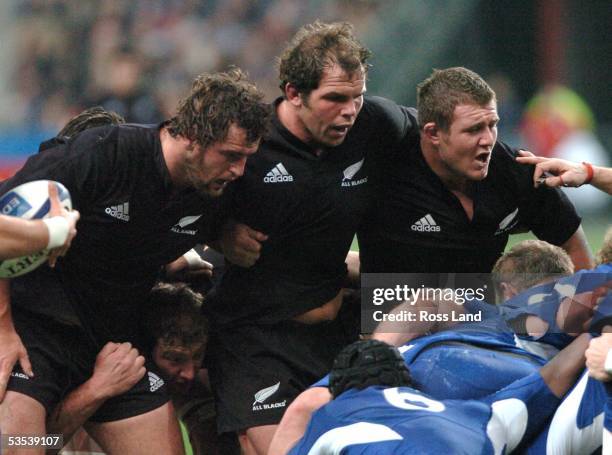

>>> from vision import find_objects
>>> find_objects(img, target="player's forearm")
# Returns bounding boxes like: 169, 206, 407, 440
591, 166, 612, 194
0, 279, 14, 329
0, 216, 49, 259
46, 380, 108, 453
540, 333, 590, 398
561, 226, 595, 271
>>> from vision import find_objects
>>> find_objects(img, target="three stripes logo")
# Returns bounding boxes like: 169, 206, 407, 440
411, 214, 441, 232
104, 202, 130, 222
148, 371, 164, 392
263, 163, 294, 183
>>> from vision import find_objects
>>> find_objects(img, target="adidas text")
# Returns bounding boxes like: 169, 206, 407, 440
264, 175, 293, 183
411, 224, 441, 232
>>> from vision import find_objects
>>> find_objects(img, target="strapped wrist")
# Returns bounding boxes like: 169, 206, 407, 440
42, 216, 70, 249
582, 162, 594, 185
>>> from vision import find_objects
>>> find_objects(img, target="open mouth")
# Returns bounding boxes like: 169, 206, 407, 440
331, 124, 351, 135
475, 152, 490, 163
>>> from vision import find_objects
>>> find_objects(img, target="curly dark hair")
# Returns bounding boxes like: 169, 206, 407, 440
417, 67, 496, 132
141, 282, 208, 352
277, 21, 371, 96
58, 106, 125, 137
167, 68, 270, 150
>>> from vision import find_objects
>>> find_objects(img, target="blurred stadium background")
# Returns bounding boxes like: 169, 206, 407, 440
0, 0, 609, 249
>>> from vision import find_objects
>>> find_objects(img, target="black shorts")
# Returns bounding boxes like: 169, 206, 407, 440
7, 309, 169, 422
206, 298, 360, 433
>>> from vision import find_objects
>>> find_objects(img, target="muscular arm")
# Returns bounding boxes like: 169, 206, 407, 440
0, 216, 51, 259
45, 342, 145, 453
268, 387, 332, 455
539, 333, 590, 398
0, 182, 79, 263
561, 226, 595, 271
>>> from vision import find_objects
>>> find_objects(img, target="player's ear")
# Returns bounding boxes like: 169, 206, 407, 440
185, 141, 197, 155
423, 122, 441, 145
500, 282, 517, 301
285, 83, 303, 107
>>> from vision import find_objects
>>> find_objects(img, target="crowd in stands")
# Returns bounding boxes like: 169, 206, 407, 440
10, 0, 381, 131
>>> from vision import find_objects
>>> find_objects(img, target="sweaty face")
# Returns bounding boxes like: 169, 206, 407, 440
296, 64, 366, 147
436, 101, 499, 183
183, 123, 259, 197
152, 341, 205, 395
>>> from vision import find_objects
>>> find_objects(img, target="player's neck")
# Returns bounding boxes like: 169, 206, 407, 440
277, 100, 315, 148
420, 138, 471, 194
160, 127, 189, 188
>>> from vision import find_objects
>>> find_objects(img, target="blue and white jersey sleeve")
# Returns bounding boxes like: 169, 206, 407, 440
481, 372, 559, 453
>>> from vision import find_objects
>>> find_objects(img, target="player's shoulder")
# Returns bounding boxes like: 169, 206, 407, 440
361, 96, 416, 121
489, 141, 532, 180
355, 96, 418, 145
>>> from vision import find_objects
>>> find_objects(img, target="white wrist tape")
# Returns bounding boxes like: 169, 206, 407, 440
605, 349, 612, 375
43, 216, 70, 249
183, 248, 205, 267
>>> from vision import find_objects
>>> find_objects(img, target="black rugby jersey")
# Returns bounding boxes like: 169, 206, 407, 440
360, 137, 581, 273
1, 124, 223, 340
208, 96, 415, 326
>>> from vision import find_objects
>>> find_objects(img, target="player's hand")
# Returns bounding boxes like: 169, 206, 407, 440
220, 220, 268, 267
516, 151, 588, 188
165, 248, 214, 281
88, 342, 146, 400
586, 333, 612, 382
47, 182, 80, 268
0, 327, 33, 402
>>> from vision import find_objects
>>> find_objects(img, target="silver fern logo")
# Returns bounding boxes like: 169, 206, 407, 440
342, 158, 367, 187
494, 208, 519, 235
171, 214, 203, 235
252, 382, 287, 412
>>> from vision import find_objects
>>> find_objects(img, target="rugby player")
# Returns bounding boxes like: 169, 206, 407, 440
360, 67, 594, 274
0, 69, 268, 454
288, 337, 591, 454
270, 240, 611, 454
206, 21, 415, 454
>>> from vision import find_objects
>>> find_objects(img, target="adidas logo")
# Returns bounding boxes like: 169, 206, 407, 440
411, 214, 441, 232
148, 371, 164, 392
263, 163, 293, 183
105, 202, 130, 222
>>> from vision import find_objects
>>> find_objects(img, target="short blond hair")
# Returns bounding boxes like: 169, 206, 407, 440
492, 240, 574, 302
597, 227, 612, 265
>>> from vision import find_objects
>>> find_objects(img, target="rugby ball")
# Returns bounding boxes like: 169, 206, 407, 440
0, 180, 72, 278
